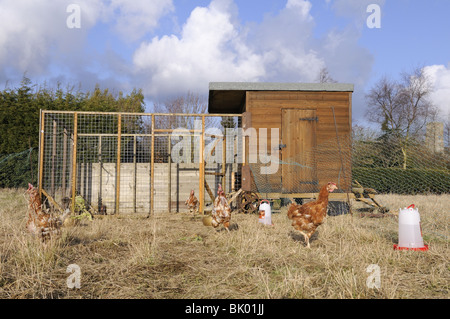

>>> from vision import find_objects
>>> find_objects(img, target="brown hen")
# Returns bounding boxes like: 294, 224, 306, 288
211, 184, 232, 231
287, 182, 338, 248
25, 183, 70, 241
185, 189, 199, 218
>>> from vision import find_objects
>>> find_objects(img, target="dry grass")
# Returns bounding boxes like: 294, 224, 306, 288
0, 188, 448, 299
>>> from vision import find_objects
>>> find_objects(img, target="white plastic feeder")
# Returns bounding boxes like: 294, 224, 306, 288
394, 204, 428, 251
258, 200, 273, 226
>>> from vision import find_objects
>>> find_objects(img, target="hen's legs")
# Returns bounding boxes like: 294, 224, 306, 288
298, 231, 311, 248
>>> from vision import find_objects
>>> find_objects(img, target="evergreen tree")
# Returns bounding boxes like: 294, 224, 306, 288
0, 76, 146, 188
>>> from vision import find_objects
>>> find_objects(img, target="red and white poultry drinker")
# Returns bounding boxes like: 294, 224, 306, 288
258, 200, 273, 226
394, 204, 428, 251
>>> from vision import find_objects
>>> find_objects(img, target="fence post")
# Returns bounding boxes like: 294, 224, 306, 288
168, 138, 172, 213
199, 115, 205, 214
116, 114, 122, 215
98, 135, 103, 213
150, 114, 155, 217
133, 135, 137, 214
38, 110, 45, 198
222, 134, 226, 192
62, 128, 68, 199
51, 120, 57, 197
71, 112, 78, 214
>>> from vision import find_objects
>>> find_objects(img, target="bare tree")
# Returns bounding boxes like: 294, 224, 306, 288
316, 67, 338, 83
352, 123, 380, 142
365, 67, 438, 168
153, 91, 208, 130
445, 113, 450, 151
397, 67, 438, 137
154, 91, 207, 114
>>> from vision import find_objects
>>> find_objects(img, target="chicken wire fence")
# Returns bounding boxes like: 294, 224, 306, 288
38, 111, 242, 215
36, 110, 450, 216
247, 133, 450, 197
247, 134, 353, 195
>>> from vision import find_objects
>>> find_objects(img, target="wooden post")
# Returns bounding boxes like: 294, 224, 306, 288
38, 110, 45, 198
133, 135, 137, 214
62, 128, 67, 199
71, 112, 78, 214
168, 138, 172, 213
98, 136, 103, 212
150, 114, 155, 217
51, 120, 57, 197
231, 172, 235, 192
242, 112, 252, 166
222, 134, 226, 192
199, 116, 205, 214
116, 114, 122, 215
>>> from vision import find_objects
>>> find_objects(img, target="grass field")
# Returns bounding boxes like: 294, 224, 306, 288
0, 188, 448, 299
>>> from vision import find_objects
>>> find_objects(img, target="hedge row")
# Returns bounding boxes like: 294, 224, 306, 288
0, 150, 38, 188
352, 167, 450, 195
2, 154, 450, 194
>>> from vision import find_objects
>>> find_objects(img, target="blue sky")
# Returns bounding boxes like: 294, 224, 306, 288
0, 0, 449, 124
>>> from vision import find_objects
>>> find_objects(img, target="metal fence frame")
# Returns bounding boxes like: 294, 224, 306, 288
38, 110, 243, 216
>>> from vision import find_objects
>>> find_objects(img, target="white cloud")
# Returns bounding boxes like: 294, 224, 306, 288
0, 1, 72, 76
132, 0, 334, 98
133, 0, 266, 97
328, 0, 386, 27
104, 0, 174, 42
423, 64, 450, 117
286, 0, 313, 20
0, 0, 172, 84
131, 0, 379, 101
0, 0, 379, 114
0, 0, 107, 83
247, 0, 324, 82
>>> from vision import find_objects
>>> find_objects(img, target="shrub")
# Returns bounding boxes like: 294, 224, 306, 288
352, 167, 450, 195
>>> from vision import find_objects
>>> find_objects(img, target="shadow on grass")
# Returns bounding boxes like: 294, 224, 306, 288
288, 230, 319, 247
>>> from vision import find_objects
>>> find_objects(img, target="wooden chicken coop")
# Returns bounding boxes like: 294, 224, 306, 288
208, 82, 354, 213
37, 82, 355, 217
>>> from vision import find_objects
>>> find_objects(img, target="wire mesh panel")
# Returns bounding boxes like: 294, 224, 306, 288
40, 112, 75, 209
247, 134, 352, 195
39, 111, 243, 215
39, 111, 449, 215
119, 114, 152, 214
76, 113, 119, 214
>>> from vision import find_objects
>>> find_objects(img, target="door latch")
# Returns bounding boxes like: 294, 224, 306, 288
299, 117, 318, 122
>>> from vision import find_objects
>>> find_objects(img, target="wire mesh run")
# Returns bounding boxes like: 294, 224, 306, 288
38, 111, 242, 215
247, 134, 353, 195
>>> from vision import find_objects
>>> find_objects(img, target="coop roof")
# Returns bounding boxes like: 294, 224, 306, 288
208, 82, 354, 114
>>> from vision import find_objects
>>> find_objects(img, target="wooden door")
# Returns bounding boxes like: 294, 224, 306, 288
281, 109, 318, 193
